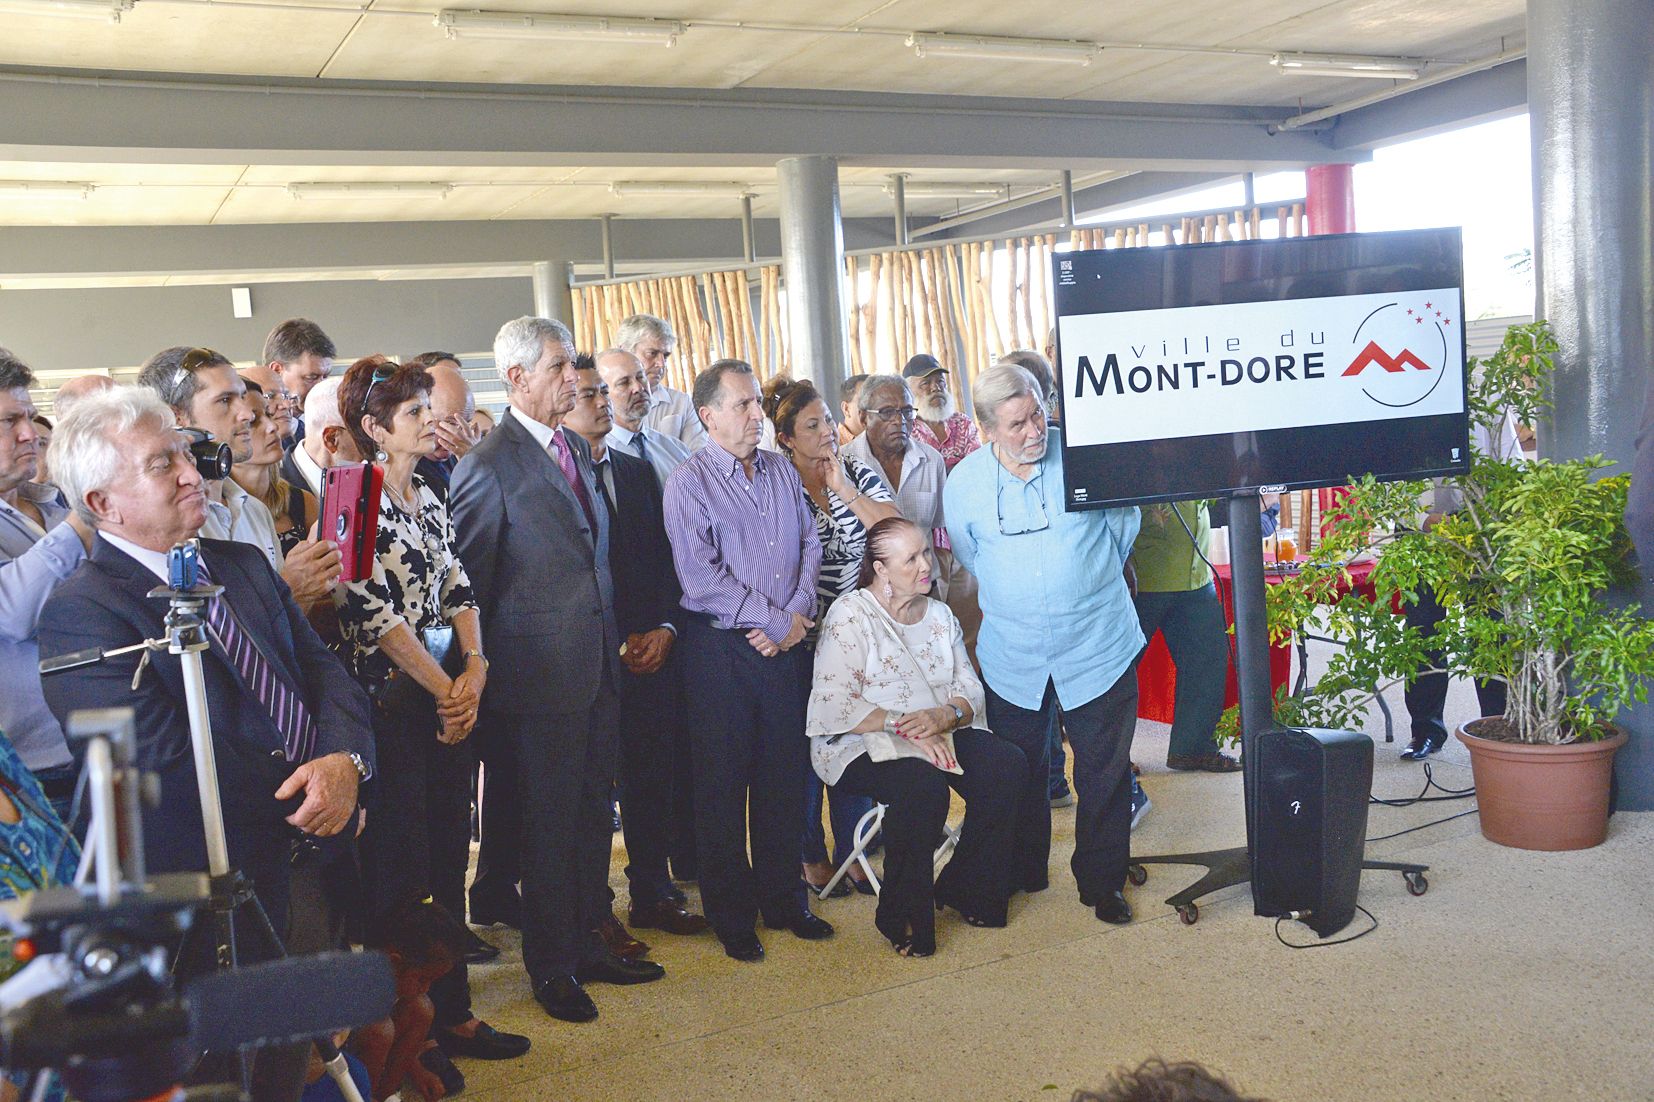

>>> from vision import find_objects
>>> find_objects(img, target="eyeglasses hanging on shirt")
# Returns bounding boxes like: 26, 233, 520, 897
995, 457, 1050, 536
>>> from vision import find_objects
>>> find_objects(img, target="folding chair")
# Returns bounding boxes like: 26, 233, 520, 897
815, 803, 962, 900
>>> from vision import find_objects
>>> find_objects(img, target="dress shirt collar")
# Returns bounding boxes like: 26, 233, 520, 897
98, 530, 175, 583
609, 422, 642, 449
703, 438, 766, 478
507, 404, 566, 454
292, 440, 326, 497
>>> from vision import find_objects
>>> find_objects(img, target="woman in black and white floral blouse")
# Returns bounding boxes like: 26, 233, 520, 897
336, 355, 525, 1077
769, 378, 901, 897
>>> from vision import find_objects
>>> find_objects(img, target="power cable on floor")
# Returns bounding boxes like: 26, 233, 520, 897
1274, 904, 1379, 949
1366, 805, 1479, 842
1370, 761, 1476, 806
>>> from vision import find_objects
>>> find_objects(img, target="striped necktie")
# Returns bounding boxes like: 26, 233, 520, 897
198, 561, 317, 763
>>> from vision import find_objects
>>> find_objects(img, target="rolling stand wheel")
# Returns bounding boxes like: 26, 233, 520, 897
1404, 871, 1429, 896
1177, 903, 1199, 925
1127, 864, 1148, 887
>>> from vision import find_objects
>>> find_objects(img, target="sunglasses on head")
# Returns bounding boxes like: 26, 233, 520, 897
360, 363, 397, 412
172, 346, 226, 387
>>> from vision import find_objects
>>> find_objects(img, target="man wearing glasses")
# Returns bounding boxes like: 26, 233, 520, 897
943, 363, 1144, 928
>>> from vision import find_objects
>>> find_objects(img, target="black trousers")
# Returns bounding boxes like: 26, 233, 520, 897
985, 665, 1139, 904
1404, 584, 1507, 743
486, 684, 620, 983
470, 715, 520, 913
362, 684, 474, 1029
681, 618, 809, 940
834, 728, 1025, 938
615, 652, 683, 906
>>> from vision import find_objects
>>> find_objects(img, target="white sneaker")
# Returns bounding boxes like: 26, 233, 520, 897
1130, 784, 1152, 831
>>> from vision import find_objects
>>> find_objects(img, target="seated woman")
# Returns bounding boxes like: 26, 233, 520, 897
806, 517, 1026, 956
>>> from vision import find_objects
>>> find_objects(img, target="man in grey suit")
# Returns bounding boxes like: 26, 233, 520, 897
450, 316, 665, 1024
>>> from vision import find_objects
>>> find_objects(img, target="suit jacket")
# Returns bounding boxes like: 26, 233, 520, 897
279, 441, 310, 498
605, 447, 681, 639
415, 455, 456, 505
449, 411, 620, 715
37, 536, 374, 930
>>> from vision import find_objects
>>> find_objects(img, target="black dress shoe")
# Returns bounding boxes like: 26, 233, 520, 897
628, 899, 710, 935
721, 931, 764, 962
1400, 736, 1444, 760
420, 1046, 467, 1095
462, 928, 500, 965
438, 1021, 531, 1061
1094, 890, 1133, 925
469, 892, 523, 930
534, 975, 598, 1023
574, 952, 666, 985
662, 883, 688, 906
762, 908, 835, 940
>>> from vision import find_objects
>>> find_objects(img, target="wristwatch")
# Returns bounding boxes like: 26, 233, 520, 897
949, 704, 965, 729
345, 751, 372, 782
463, 649, 489, 672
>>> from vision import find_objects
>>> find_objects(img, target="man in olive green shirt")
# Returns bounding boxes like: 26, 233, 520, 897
1129, 501, 1240, 772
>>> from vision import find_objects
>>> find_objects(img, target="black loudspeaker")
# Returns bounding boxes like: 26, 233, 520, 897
1250, 727, 1373, 936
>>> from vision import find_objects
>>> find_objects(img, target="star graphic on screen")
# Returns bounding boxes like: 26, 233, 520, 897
1425, 301, 1433, 310
1406, 308, 1414, 316
1415, 315, 1424, 324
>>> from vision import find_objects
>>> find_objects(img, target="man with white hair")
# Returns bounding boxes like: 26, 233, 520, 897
279, 376, 357, 499
138, 346, 340, 609
904, 354, 982, 472
38, 386, 374, 1101
0, 349, 94, 823
616, 313, 708, 451
451, 316, 662, 1024
944, 362, 1144, 927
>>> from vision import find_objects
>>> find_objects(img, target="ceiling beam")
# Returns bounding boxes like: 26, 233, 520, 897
0, 216, 896, 284
0, 66, 1352, 170
1325, 59, 1528, 150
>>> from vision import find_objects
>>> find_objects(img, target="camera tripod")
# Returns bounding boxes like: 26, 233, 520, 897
40, 548, 370, 1102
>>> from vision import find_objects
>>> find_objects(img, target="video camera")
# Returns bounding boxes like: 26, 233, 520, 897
179, 427, 233, 482
0, 710, 392, 1102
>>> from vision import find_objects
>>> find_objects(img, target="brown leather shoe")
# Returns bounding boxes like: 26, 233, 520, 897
628, 898, 711, 936
597, 912, 650, 959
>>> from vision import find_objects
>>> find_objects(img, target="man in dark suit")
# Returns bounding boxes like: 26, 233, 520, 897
37, 387, 373, 1102
450, 317, 663, 1025
564, 359, 708, 945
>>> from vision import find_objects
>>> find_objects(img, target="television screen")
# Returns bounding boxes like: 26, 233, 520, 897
1054, 227, 1470, 510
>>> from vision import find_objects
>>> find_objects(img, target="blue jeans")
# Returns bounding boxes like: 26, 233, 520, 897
1133, 582, 1229, 758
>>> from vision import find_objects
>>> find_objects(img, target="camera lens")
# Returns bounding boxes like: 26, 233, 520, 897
190, 439, 233, 481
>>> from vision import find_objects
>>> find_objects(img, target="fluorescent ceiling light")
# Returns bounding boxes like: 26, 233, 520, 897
1270, 52, 1421, 79
435, 9, 683, 45
286, 182, 453, 200
0, 0, 132, 21
885, 181, 1011, 200
0, 180, 95, 198
609, 181, 754, 197
906, 32, 1098, 66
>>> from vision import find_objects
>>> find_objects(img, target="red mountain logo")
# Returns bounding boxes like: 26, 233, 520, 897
1342, 341, 1434, 376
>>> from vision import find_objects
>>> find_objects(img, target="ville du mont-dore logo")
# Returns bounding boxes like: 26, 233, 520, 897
1342, 296, 1454, 409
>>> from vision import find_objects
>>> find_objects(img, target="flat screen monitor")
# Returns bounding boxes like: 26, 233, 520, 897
1054, 227, 1470, 510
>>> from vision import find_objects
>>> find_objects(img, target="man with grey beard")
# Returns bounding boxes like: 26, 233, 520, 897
904, 354, 982, 473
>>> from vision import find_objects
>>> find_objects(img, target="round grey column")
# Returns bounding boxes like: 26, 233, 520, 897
531, 259, 574, 325
1528, 0, 1654, 809
777, 155, 850, 412
1529, 0, 1654, 462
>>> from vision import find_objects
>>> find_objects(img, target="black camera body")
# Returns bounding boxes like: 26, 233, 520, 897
179, 427, 232, 481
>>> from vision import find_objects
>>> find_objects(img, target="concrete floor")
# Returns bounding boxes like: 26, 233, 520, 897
451, 658, 1654, 1102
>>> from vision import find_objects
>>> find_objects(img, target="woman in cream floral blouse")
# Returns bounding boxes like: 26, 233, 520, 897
806, 517, 1025, 957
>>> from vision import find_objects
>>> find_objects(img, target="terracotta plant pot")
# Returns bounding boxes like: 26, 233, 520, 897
1456, 720, 1626, 851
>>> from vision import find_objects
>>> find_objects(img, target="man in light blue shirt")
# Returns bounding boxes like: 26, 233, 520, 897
0, 350, 92, 823
945, 363, 1144, 926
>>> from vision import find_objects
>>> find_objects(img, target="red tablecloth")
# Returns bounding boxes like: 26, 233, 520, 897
1136, 559, 1378, 723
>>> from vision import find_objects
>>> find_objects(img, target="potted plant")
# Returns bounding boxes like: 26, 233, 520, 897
1250, 320, 1654, 850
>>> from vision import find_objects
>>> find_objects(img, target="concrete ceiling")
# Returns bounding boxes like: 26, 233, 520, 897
0, 0, 1526, 227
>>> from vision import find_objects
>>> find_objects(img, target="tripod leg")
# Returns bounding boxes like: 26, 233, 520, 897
318, 1044, 367, 1102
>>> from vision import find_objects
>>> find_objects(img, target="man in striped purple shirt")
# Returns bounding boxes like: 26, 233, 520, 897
662, 358, 832, 962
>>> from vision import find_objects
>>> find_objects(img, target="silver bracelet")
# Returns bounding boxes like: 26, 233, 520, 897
883, 711, 902, 735
846, 488, 864, 507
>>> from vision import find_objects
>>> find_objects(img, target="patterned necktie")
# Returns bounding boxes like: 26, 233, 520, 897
551, 427, 598, 532
198, 562, 317, 763
634, 428, 649, 463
